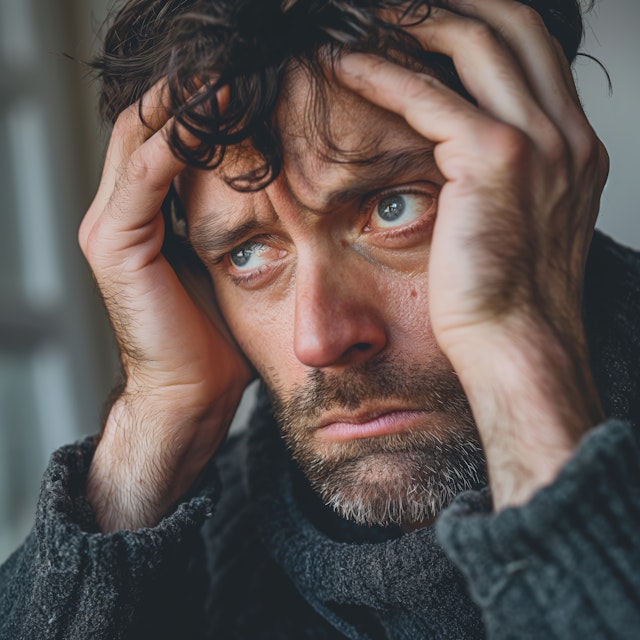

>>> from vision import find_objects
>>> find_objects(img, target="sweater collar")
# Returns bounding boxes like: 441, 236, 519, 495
243, 387, 484, 639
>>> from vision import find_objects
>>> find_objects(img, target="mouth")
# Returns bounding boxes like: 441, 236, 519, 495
316, 407, 433, 442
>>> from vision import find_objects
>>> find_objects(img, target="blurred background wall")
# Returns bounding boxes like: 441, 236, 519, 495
578, 1, 640, 244
0, 0, 115, 561
0, 0, 638, 562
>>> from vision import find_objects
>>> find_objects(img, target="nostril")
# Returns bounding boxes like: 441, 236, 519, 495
353, 343, 371, 352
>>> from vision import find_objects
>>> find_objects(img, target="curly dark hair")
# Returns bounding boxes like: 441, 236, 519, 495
93, 0, 588, 190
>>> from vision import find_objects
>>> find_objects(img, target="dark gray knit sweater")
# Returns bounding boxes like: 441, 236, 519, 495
1, 231, 639, 639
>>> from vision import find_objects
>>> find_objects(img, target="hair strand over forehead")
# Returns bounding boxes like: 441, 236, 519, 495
93, 0, 588, 190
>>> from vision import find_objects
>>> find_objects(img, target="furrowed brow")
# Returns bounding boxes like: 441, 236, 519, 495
312, 146, 438, 210
188, 146, 438, 254
189, 218, 269, 256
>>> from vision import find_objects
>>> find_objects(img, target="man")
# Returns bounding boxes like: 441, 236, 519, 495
1, 0, 639, 638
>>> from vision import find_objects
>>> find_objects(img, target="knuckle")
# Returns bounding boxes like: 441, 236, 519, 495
112, 103, 140, 136
486, 124, 530, 167
573, 125, 601, 166
568, 124, 610, 188
401, 72, 433, 98
511, 4, 545, 31
128, 142, 167, 188
124, 150, 151, 184
80, 220, 103, 266
530, 120, 573, 196
398, 73, 441, 107
539, 123, 569, 166
120, 141, 171, 193
463, 21, 496, 48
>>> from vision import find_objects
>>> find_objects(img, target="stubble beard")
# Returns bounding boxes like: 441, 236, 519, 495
269, 357, 487, 528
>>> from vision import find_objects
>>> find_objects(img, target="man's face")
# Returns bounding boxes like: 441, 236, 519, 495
181, 66, 485, 527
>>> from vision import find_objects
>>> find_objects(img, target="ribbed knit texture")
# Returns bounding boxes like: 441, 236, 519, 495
241, 389, 484, 639
433, 232, 640, 639
0, 439, 219, 639
437, 420, 640, 639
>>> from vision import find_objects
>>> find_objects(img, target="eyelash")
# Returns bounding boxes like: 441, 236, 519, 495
227, 264, 271, 287
361, 185, 437, 240
216, 237, 284, 288
377, 217, 429, 241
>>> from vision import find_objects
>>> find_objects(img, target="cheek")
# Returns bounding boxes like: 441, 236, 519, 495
382, 271, 439, 349
214, 284, 299, 384
213, 262, 446, 383
382, 271, 454, 376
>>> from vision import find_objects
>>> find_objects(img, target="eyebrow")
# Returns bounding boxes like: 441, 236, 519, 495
299, 146, 438, 211
190, 218, 275, 256
189, 145, 437, 256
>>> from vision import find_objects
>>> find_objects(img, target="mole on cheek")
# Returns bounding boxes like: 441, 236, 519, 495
411, 289, 417, 298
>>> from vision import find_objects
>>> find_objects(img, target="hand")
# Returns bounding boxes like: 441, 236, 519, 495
79, 83, 252, 531
337, 0, 609, 509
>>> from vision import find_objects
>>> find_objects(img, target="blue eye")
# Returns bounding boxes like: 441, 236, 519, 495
378, 195, 407, 222
229, 242, 271, 271
372, 193, 434, 229
227, 241, 286, 283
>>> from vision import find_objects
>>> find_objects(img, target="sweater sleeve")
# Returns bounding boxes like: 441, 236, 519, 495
0, 437, 220, 640
436, 419, 640, 640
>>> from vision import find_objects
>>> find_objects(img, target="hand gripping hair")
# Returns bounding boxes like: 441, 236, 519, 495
93, 0, 586, 191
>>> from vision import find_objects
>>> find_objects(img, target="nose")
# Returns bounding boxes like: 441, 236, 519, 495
293, 253, 388, 369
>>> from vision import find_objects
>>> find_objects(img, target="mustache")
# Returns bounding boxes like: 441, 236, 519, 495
269, 356, 471, 428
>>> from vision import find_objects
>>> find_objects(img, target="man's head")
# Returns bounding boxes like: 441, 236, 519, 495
96, 0, 585, 185
95, 0, 587, 527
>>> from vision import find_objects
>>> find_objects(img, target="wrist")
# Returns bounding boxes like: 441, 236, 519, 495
88, 381, 242, 532
447, 317, 604, 510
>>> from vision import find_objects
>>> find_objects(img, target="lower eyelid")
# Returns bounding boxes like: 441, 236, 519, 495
226, 251, 289, 287
370, 211, 434, 244
365, 203, 433, 233
366, 190, 436, 227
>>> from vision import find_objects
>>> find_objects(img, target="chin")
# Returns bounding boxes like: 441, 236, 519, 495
304, 443, 487, 528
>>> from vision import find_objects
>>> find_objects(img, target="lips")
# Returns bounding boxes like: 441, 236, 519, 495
316, 408, 432, 442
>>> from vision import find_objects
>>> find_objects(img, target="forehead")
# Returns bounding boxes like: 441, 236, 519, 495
277, 64, 398, 158
181, 64, 436, 227
274, 64, 429, 196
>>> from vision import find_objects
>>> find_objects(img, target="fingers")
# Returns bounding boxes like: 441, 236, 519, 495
337, 0, 608, 190
100, 80, 174, 196
442, 0, 607, 194
79, 122, 186, 266
441, 0, 586, 134
80, 78, 229, 269
336, 53, 495, 147
79, 81, 178, 252
405, 7, 546, 133
338, 2, 572, 145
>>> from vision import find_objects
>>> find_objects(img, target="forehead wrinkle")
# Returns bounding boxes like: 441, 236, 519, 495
187, 185, 271, 255
189, 217, 270, 255
186, 138, 438, 253
244, 62, 442, 217
283, 145, 439, 214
